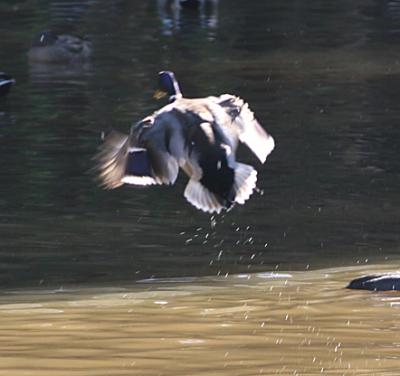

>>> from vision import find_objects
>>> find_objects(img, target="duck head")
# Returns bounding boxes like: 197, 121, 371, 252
154, 71, 182, 101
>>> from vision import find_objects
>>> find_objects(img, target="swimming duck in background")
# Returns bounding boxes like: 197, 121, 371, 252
0, 73, 15, 97
95, 71, 275, 213
28, 30, 91, 64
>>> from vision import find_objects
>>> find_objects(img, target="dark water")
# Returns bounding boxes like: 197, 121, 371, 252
0, 0, 400, 289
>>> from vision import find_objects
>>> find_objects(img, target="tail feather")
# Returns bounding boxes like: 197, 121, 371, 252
233, 163, 258, 205
184, 179, 225, 213
184, 162, 258, 213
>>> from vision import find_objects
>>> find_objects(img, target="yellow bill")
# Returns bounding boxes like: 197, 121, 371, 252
153, 89, 167, 99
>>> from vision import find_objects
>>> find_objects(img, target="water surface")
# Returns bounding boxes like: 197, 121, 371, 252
1, 263, 400, 375
0, 1, 400, 372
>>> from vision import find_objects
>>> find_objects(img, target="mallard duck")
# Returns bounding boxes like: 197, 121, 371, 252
0, 73, 15, 97
95, 71, 275, 213
28, 30, 91, 64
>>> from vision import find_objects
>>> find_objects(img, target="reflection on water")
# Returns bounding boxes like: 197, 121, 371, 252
157, 0, 218, 37
0, 264, 400, 375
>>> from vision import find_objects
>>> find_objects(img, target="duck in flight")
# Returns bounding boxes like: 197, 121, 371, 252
95, 71, 275, 213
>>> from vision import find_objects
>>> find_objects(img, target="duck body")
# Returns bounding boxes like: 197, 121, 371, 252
95, 72, 274, 213
28, 31, 91, 64
0, 73, 15, 97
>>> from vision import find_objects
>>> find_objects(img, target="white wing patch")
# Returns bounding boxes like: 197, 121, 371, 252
213, 95, 275, 163
238, 119, 275, 163
121, 175, 158, 186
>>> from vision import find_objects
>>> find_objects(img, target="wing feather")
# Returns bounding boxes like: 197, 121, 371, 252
211, 94, 275, 163
93, 131, 131, 189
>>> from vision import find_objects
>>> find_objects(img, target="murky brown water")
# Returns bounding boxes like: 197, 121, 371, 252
1, 263, 400, 375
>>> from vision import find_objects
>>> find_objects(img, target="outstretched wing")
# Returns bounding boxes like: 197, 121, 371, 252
94, 114, 182, 189
211, 94, 275, 163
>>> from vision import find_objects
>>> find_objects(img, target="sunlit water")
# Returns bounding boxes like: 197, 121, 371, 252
1, 263, 400, 375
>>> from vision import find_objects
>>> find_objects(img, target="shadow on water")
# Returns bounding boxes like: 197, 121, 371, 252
0, 0, 399, 290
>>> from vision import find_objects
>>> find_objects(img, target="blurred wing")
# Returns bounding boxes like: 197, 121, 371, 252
94, 112, 184, 190
94, 129, 162, 189
93, 131, 138, 189
212, 94, 275, 163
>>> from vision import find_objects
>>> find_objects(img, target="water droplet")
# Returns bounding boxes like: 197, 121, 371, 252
154, 301, 168, 305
